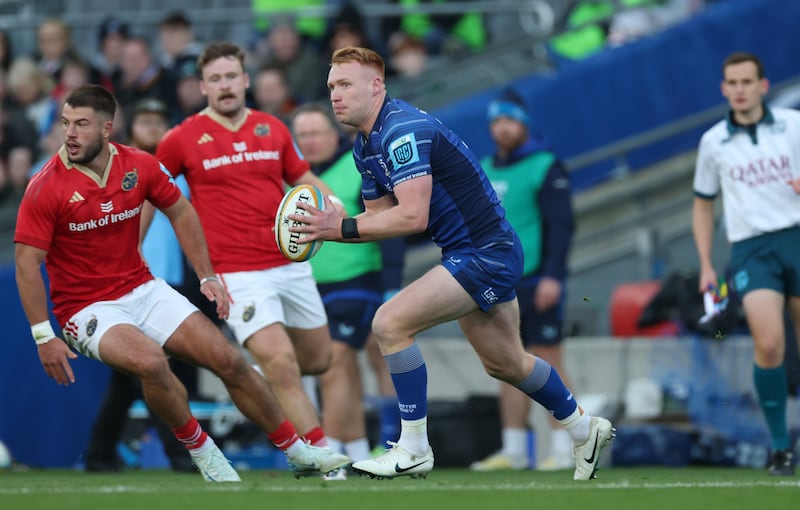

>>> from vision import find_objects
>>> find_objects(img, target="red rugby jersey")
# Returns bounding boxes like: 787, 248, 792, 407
157, 108, 310, 272
15, 144, 182, 325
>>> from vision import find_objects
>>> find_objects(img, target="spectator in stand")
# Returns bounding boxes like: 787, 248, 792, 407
381, 0, 488, 57
251, 0, 328, 48
51, 56, 93, 105
0, 146, 32, 264
0, 29, 14, 72
318, 2, 379, 100
113, 36, 178, 122
471, 89, 576, 472
7, 145, 32, 193
251, 64, 300, 124
0, 67, 39, 161
0, 155, 11, 203
91, 17, 129, 92
0, 155, 17, 251
7, 57, 58, 139
157, 12, 204, 83
324, 2, 375, 55
35, 17, 98, 84
549, 0, 696, 62
172, 56, 205, 122
253, 16, 326, 102
386, 35, 430, 79
29, 117, 62, 179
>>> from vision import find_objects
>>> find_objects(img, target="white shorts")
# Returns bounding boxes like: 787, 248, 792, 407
62, 278, 197, 361
220, 263, 327, 344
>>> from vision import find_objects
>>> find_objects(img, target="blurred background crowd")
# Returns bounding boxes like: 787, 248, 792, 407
0, 0, 709, 265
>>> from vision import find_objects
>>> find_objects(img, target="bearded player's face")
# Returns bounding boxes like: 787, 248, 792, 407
200, 56, 250, 119
61, 104, 109, 166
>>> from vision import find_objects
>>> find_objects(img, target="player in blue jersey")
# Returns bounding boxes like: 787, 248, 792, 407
290, 46, 614, 480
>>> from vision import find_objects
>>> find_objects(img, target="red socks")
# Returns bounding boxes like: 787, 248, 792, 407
172, 416, 208, 450
302, 426, 327, 447
268, 420, 301, 450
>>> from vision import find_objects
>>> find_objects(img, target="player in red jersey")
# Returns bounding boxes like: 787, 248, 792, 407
14, 84, 350, 481
156, 42, 343, 460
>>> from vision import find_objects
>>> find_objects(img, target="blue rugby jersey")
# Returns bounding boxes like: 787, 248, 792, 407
353, 97, 514, 252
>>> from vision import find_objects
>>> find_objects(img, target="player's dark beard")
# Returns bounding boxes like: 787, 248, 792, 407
68, 135, 104, 165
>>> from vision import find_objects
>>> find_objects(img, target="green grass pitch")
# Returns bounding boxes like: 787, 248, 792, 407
0, 467, 795, 510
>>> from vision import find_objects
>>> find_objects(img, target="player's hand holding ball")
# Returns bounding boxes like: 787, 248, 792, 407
275, 184, 350, 262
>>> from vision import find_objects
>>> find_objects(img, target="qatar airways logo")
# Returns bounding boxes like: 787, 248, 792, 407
202, 150, 280, 170
728, 155, 792, 187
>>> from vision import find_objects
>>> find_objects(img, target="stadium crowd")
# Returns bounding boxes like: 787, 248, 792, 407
0, 1, 707, 265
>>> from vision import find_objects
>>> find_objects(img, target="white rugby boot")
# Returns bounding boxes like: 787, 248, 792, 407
190, 443, 242, 482
352, 441, 433, 479
470, 451, 528, 471
321, 468, 348, 481
572, 416, 615, 480
286, 441, 352, 477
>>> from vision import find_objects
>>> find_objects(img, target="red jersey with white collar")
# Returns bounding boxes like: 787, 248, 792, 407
157, 108, 309, 272
14, 143, 182, 325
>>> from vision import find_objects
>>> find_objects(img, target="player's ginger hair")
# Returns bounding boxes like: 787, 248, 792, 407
331, 46, 385, 77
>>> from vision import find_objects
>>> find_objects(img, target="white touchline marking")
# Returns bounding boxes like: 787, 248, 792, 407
1, 479, 799, 495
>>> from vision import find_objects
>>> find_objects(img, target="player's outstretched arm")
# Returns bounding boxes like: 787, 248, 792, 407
15, 243, 77, 385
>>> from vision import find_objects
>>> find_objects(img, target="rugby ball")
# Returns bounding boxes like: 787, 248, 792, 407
275, 184, 325, 262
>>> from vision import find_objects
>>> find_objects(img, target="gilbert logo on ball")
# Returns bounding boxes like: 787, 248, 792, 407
275, 184, 325, 262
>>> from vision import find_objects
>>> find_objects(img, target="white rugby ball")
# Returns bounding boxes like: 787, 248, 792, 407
275, 184, 325, 262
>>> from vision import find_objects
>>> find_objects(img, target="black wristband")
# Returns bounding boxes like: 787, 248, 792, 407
341, 217, 360, 239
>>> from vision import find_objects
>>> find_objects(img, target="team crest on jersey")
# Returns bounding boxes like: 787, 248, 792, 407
388, 133, 419, 167
86, 315, 98, 337
121, 169, 138, 191
242, 304, 255, 322
254, 124, 270, 137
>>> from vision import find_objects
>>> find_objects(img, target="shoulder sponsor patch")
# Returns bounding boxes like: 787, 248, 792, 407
388, 133, 419, 168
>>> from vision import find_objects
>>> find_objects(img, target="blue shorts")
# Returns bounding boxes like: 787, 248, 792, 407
730, 226, 800, 298
516, 274, 565, 347
317, 272, 383, 350
442, 232, 523, 312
